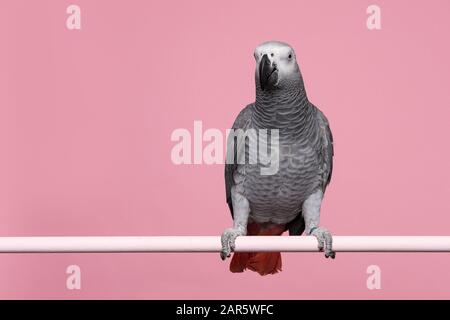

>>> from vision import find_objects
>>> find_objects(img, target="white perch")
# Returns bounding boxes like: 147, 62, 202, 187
0, 236, 450, 253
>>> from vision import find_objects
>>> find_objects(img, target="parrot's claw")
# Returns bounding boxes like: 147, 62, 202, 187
310, 227, 336, 259
220, 228, 245, 260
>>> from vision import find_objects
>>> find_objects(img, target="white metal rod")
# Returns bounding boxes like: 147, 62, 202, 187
0, 236, 449, 253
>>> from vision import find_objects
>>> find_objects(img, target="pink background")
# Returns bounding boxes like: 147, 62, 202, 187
1, 0, 450, 299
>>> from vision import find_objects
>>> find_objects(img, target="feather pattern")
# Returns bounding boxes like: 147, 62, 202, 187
225, 83, 333, 226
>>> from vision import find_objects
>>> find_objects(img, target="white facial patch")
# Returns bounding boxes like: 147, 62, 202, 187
254, 41, 298, 80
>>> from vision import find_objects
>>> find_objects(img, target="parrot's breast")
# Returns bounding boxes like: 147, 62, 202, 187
240, 141, 322, 224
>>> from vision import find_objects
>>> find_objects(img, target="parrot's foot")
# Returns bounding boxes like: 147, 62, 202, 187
220, 228, 246, 260
310, 227, 336, 259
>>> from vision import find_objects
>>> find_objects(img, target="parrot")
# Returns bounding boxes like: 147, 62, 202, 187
221, 41, 335, 275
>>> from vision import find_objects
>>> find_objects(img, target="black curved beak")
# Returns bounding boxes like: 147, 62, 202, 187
259, 54, 277, 91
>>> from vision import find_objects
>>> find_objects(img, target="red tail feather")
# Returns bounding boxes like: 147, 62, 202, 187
229, 222, 286, 276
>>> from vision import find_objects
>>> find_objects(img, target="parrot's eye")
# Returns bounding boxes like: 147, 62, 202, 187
270, 53, 274, 57
288, 54, 292, 59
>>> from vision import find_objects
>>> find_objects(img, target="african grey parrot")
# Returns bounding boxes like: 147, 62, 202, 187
221, 41, 335, 275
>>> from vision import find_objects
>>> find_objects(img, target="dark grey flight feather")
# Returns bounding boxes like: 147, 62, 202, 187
225, 104, 254, 217
316, 107, 334, 189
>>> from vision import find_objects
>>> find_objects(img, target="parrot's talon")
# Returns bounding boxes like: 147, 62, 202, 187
310, 227, 335, 259
220, 227, 245, 260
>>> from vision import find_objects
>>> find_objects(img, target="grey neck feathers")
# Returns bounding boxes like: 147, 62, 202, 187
253, 83, 314, 141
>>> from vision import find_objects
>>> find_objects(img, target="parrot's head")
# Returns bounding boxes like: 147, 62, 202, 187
254, 41, 303, 92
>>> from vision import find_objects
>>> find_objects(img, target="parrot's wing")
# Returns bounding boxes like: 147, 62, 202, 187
225, 104, 254, 218
315, 107, 334, 190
